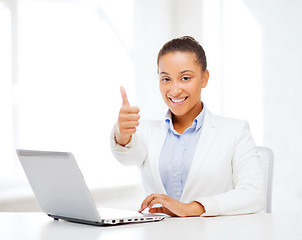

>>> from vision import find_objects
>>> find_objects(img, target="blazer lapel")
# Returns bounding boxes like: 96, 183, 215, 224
181, 110, 218, 199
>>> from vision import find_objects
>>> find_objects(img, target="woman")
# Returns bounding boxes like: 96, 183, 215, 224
111, 36, 265, 217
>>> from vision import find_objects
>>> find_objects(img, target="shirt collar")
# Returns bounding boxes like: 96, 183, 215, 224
165, 102, 206, 132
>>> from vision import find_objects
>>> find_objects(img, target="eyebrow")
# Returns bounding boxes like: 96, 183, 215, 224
180, 70, 195, 74
159, 70, 195, 75
159, 71, 169, 75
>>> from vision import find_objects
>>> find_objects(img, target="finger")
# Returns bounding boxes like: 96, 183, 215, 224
144, 194, 182, 217
119, 128, 137, 136
149, 207, 176, 216
118, 125, 139, 135
139, 194, 162, 212
119, 121, 139, 129
149, 199, 165, 209
141, 194, 158, 209
119, 113, 140, 125
120, 106, 140, 114
139, 195, 155, 212
148, 207, 165, 214
120, 86, 130, 106
119, 114, 140, 122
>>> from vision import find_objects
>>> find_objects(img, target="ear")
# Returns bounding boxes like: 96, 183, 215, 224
201, 70, 209, 88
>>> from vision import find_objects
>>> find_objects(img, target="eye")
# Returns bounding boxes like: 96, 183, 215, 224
161, 77, 170, 83
181, 76, 191, 81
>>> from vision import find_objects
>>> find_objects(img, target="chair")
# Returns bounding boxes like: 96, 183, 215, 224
257, 146, 274, 213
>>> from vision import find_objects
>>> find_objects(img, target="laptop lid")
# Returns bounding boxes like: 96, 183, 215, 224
17, 149, 102, 223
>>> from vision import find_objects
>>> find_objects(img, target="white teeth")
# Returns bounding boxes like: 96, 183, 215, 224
170, 97, 186, 103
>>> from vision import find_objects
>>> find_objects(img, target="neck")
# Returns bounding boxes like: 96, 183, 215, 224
172, 102, 203, 134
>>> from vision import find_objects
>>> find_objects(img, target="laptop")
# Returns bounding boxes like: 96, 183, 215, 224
16, 149, 166, 226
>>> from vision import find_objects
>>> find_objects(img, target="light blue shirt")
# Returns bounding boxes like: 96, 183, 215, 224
159, 105, 205, 201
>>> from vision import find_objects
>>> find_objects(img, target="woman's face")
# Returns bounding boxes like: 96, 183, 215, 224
158, 51, 209, 119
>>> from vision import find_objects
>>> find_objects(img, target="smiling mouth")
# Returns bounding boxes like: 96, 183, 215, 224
169, 97, 188, 103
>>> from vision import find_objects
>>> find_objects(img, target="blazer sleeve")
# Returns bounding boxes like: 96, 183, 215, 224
197, 121, 266, 216
110, 125, 148, 167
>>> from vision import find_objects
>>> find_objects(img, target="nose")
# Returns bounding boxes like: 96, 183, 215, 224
170, 82, 183, 96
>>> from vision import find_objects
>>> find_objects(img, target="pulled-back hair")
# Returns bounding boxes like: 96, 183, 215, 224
157, 36, 207, 72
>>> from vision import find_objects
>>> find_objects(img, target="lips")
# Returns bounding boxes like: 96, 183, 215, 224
169, 96, 188, 104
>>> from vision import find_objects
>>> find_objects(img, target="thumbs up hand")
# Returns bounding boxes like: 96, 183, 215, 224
114, 87, 140, 146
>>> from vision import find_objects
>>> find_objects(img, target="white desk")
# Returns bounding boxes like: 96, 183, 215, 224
0, 212, 301, 240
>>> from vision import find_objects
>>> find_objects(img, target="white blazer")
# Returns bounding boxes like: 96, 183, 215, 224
110, 109, 265, 216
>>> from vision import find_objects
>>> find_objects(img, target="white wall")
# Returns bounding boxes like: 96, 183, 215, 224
133, 0, 173, 120
241, 0, 302, 212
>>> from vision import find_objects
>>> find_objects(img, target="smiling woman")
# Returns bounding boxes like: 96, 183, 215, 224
111, 36, 265, 217
158, 51, 209, 134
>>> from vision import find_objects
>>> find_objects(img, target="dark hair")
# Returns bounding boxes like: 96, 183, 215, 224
157, 36, 207, 72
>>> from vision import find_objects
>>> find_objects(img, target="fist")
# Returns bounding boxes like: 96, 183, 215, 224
114, 86, 140, 146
